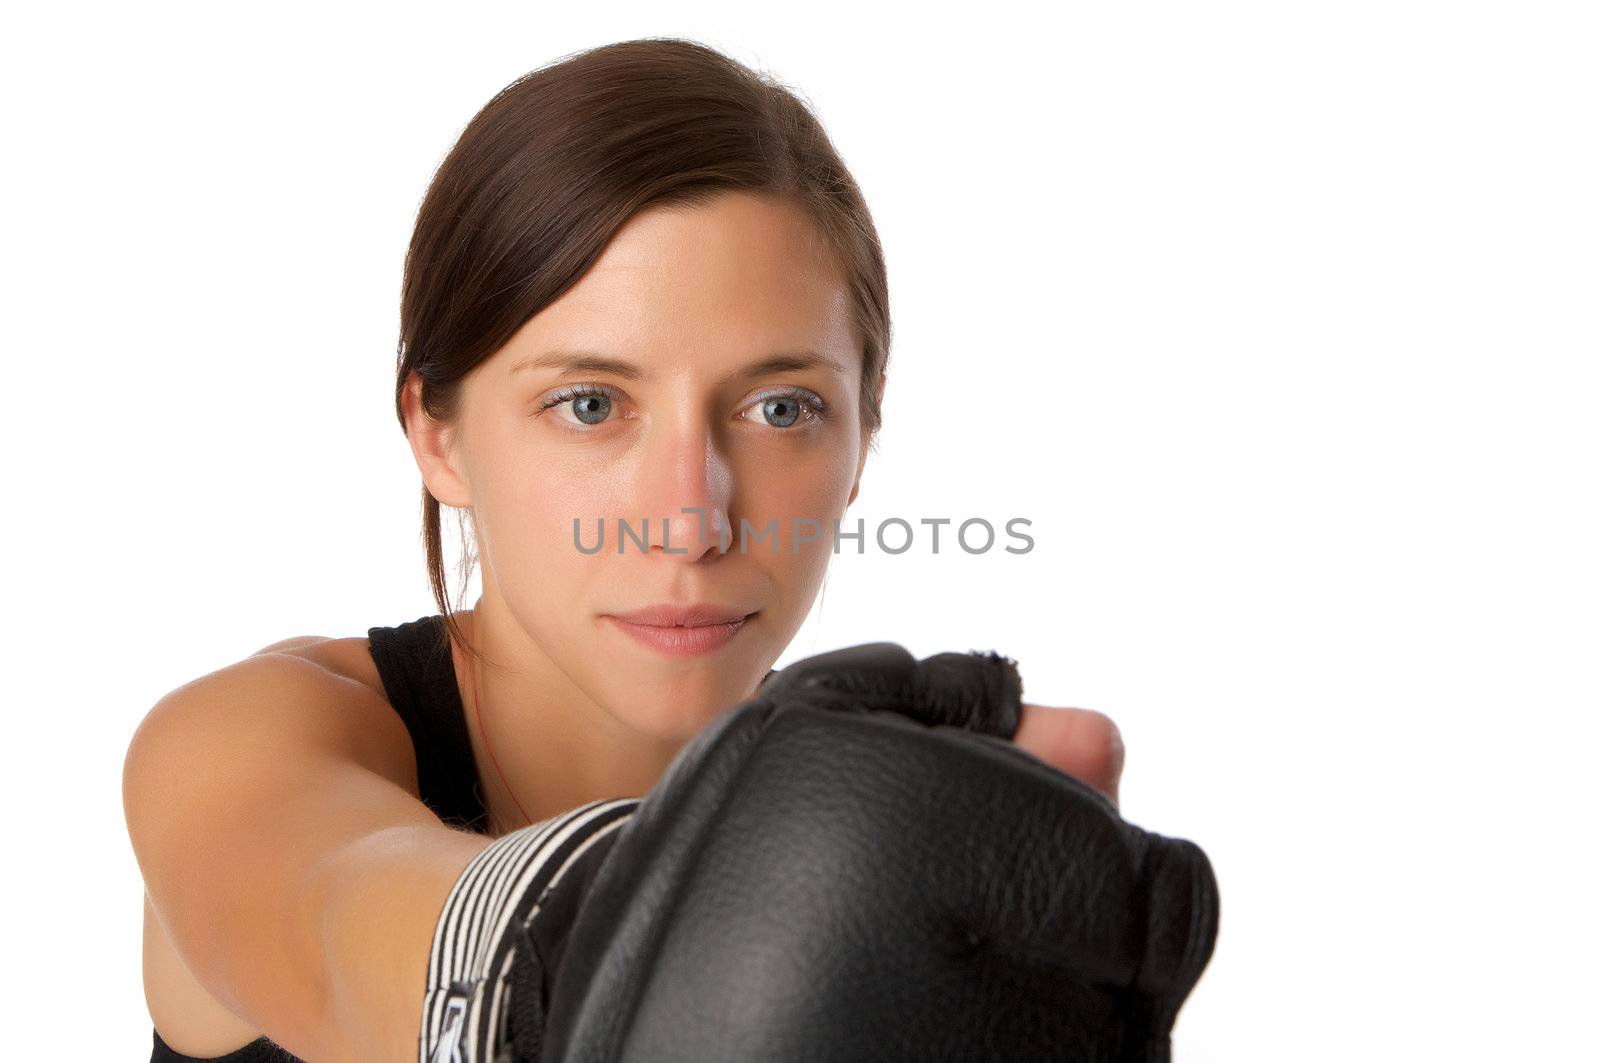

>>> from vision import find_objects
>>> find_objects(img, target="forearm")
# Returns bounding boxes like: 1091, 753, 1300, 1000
313, 823, 494, 1063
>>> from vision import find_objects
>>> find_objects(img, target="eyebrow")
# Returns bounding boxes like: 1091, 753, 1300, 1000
508, 349, 850, 384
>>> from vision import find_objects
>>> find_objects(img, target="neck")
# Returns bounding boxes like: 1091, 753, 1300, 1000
450, 592, 691, 835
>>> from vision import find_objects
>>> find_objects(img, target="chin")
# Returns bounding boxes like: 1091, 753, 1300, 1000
603, 666, 758, 740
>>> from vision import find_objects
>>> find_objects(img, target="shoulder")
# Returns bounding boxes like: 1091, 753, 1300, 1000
126, 634, 415, 809
245, 633, 388, 702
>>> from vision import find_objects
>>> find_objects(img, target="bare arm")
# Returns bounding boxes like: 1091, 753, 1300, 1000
313, 823, 493, 1061
123, 652, 494, 1062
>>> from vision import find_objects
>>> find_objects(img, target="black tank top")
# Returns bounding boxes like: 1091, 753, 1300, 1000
149, 614, 489, 1063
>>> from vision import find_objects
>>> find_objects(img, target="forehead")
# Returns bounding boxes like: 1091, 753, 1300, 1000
513, 192, 858, 373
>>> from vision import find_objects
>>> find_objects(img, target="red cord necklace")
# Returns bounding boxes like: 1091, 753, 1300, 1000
459, 631, 534, 834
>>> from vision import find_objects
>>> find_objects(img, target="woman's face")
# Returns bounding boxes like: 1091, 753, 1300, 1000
426, 191, 872, 739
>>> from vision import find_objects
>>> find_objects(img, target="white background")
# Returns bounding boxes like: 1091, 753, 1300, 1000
4, 2, 1595, 1059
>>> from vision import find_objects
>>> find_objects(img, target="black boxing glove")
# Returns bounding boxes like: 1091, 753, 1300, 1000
757, 641, 1026, 740
418, 644, 1029, 1063
533, 641, 1219, 1063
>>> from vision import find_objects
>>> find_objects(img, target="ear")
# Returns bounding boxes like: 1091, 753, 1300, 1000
846, 372, 886, 508
401, 371, 473, 508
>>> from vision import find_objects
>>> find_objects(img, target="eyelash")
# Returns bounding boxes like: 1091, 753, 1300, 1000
536, 384, 829, 428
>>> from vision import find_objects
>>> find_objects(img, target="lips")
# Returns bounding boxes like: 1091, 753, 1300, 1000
602, 607, 757, 658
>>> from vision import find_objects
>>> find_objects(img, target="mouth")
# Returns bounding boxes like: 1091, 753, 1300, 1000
601, 609, 758, 658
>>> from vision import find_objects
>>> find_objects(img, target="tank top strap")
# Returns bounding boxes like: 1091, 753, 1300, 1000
150, 1027, 302, 1063
366, 614, 491, 834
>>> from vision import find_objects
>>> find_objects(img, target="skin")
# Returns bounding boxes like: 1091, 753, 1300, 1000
402, 189, 1123, 836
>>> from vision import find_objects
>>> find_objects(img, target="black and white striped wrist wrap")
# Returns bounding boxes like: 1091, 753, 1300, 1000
418, 798, 640, 1063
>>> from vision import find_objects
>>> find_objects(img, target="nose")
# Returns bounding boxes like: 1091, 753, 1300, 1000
633, 420, 734, 562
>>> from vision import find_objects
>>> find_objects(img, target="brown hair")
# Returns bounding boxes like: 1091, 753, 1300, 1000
392, 37, 892, 664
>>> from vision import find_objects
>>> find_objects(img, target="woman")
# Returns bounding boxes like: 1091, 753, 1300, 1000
124, 37, 1124, 1063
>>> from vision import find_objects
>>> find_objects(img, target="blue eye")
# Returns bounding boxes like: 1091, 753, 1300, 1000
762, 395, 800, 427
743, 389, 827, 429
540, 385, 618, 426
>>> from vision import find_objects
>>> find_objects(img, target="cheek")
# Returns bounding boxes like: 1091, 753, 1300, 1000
736, 419, 860, 520
472, 413, 623, 539
470, 441, 607, 595
734, 444, 857, 581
